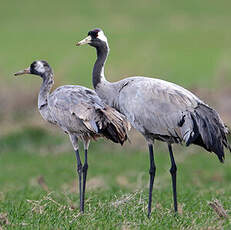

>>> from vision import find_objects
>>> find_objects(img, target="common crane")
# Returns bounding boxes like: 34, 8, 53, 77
76, 28, 231, 217
14, 60, 130, 213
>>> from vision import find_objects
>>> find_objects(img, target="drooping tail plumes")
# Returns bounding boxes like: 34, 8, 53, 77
182, 103, 231, 162
96, 106, 130, 145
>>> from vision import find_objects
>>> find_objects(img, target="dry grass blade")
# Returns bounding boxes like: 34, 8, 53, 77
121, 224, 131, 230
111, 191, 138, 208
208, 199, 228, 218
178, 203, 184, 215
0, 213, 9, 226
27, 192, 54, 214
27, 192, 76, 216
27, 199, 45, 214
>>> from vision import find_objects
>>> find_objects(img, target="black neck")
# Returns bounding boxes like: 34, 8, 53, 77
92, 43, 109, 88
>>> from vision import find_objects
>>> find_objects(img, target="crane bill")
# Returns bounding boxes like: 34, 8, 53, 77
76, 35, 91, 46
14, 68, 30, 76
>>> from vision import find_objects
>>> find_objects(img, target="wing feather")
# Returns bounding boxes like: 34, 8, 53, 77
48, 85, 104, 133
117, 77, 201, 139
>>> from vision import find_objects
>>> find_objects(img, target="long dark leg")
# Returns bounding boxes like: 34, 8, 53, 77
81, 149, 88, 212
148, 143, 156, 218
75, 149, 83, 212
168, 144, 178, 212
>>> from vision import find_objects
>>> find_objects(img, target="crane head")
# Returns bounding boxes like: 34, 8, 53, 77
76, 28, 108, 48
14, 60, 52, 77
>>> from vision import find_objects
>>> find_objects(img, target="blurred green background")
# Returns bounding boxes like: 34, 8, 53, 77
1, 0, 231, 229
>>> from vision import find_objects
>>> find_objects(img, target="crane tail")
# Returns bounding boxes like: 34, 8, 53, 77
183, 104, 231, 163
96, 107, 130, 145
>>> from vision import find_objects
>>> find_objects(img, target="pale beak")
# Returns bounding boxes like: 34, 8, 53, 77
76, 35, 92, 46
14, 67, 30, 76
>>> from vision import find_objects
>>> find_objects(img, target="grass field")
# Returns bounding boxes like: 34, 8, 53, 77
1, 0, 231, 229
1, 127, 231, 229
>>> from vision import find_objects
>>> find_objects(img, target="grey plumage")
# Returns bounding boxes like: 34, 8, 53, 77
77, 28, 231, 217
47, 85, 129, 145
15, 60, 129, 146
14, 60, 130, 213
77, 30, 230, 161
108, 77, 230, 162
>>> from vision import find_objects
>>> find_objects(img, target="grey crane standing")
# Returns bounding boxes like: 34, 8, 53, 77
76, 28, 231, 217
14, 60, 130, 213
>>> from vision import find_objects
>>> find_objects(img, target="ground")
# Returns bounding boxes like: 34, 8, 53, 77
0, 127, 231, 229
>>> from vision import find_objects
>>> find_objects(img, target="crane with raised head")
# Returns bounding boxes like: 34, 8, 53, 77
76, 28, 231, 217
14, 60, 130, 213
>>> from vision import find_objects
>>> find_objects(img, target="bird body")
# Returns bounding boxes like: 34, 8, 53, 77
43, 84, 128, 144
14, 60, 129, 213
95, 76, 229, 162
77, 28, 230, 217
15, 61, 129, 146
96, 76, 200, 134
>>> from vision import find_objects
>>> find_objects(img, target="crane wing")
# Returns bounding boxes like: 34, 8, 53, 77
48, 85, 129, 144
48, 85, 104, 133
117, 77, 201, 141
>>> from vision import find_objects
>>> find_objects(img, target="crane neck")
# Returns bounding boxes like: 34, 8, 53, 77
92, 43, 110, 89
38, 72, 54, 110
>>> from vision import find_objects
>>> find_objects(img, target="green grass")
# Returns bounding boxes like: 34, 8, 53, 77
1, 0, 231, 89
1, 127, 231, 229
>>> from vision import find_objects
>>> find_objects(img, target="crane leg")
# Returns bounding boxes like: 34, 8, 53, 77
81, 149, 88, 213
168, 144, 178, 212
148, 143, 156, 218
75, 149, 83, 212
